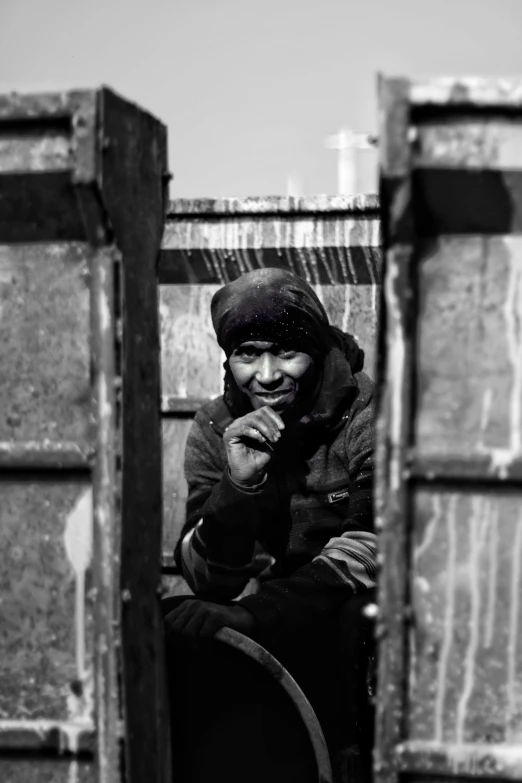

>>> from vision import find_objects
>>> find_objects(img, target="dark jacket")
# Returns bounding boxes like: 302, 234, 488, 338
174, 364, 376, 638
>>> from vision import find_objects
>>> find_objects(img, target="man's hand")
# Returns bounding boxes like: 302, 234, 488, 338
224, 407, 284, 486
164, 600, 256, 639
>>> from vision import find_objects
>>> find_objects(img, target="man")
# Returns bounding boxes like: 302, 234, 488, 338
163, 268, 377, 771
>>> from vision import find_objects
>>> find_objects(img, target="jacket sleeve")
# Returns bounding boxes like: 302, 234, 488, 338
176, 413, 279, 600
239, 402, 376, 637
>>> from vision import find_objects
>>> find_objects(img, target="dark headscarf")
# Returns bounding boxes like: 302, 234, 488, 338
210, 268, 365, 428
212, 268, 332, 358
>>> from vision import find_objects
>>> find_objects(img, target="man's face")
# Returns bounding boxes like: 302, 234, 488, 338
228, 341, 314, 411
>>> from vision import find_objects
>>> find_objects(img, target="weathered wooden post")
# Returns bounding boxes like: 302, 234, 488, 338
376, 76, 522, 783
0, 88, 170, 783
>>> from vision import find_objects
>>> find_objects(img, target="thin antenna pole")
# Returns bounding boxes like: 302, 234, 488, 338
286, 175, 302, 197
324, 129, 377, 195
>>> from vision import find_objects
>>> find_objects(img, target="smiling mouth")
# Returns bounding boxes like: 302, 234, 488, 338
254, 390, 292, 403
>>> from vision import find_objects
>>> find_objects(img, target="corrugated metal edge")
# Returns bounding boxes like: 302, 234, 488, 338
374, 75, 415, 783
410, 77, 522, 107
0, 90, 93, 120
0, 719, 95, 754
395, 740, 522, 779
167, 193, 379, 216
90, 244, 121, 783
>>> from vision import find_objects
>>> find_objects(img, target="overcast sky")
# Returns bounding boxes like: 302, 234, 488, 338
2, 0, 522, 197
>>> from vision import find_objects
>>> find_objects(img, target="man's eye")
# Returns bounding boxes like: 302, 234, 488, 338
278, 349, 297, 359
236, 347, 257, 358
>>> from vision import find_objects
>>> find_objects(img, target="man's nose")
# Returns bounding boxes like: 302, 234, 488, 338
255, 353, 282, 384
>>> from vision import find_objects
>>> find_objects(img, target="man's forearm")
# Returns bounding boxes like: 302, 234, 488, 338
240, 530, 377, 638
180, 468, 273, 597
180, 523, 256, 599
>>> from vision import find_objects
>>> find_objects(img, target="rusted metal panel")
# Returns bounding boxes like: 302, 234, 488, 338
0, 243, 92, 445
377, 74, 522, 783
160, 194, 381, 285
0, 87, 169, 783
0, 481, 94, 721
0, 124, 71, 172
0, 92, 100, 245
415, 235, 522, 466
0, 758, 96, 783
414, 120, 522, 170
410, 491, 522, 745
0, 91, 90, 121
160, 284, 225, 401
162, 419, 193, 556
0, 89, 98, 184
0, 174, 89, 243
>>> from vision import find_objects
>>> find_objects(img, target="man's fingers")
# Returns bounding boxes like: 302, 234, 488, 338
181, 612, 207, 638
199, 615, 225, 638
165, 604, 229, 638
226, 408, 285, 446
236, 424, 275, 448
164, 601, 200, 634
245, 417, 279, 443
164, 607, 187, 633
255, 409, 284, 442
259, 406, 285, 432
249, 414, 281, 443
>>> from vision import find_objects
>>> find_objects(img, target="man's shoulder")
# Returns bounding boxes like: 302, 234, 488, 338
353, 370, 375, 410
194, 395, 233, 435
185, 396, 230, 468
335, 371, 375, 444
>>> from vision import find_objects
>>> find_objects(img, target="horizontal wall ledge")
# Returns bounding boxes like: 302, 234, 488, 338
161, 396, 211, 415
0, 719, 95, 754
410, 77, 522, 108
162, 552, 181, 575
407, 452, 522, 483
395, 740, 522, 780
0, 440, 95, 470
159, 194, 382, 285
166, 194, 380, 217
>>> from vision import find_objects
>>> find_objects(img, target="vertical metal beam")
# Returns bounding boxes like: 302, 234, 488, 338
375, 76, 415, 783
91, 244, 121, 783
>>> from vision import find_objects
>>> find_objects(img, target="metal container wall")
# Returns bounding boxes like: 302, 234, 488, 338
0, 88, 169, 783
376, 76, 522, 783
